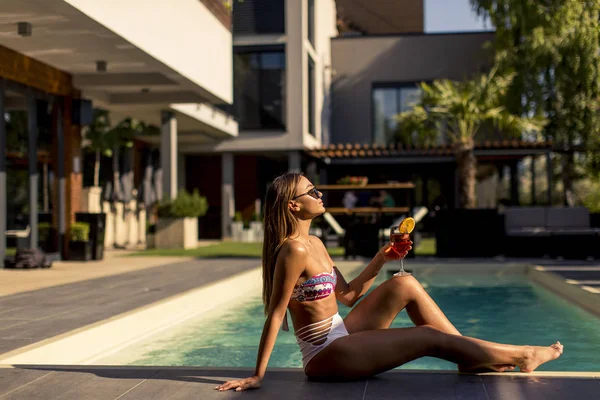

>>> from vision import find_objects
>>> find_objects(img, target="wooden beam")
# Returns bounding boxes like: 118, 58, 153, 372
326, 207, 410, 215
317, 183, 415, 190
0, 44, 73, 96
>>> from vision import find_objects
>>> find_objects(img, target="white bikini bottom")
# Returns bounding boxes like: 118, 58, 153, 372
295, 313, 349, 370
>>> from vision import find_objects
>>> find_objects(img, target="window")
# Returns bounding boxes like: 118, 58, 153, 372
308, 0, 315, 47
232, 0, 285, 35
372, 84, 422, 145
234, 48, 286, 130
308, 56, 315, 136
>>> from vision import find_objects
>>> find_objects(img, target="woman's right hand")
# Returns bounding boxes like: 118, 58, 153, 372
215, 376, 262, 392
378, 238, 412, 262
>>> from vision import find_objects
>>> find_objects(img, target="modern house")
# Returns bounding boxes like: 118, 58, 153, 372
176, 0, 338, 238
322, 1, 553, 212
0, 0, 237, 260
203, 0, 549, 238
0, 0, 554, 255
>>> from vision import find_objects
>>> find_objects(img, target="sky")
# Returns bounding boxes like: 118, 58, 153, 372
424, 0, 491, 33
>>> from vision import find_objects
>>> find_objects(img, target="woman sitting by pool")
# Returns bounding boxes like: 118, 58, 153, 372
216, 172, 563, 392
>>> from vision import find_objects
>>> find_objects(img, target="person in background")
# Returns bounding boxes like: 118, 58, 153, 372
342, 190, 358, 209
371, 190, 395, 208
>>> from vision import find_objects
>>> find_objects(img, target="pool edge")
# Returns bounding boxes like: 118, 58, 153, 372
528, 266, 600, 319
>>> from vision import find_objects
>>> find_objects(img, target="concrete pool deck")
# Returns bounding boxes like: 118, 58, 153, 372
1, 256, 599, 399
1, 365, 599, 400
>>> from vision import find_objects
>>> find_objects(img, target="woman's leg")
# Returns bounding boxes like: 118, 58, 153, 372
306, 325, 563, 379
344, 275, 460, 335
343, 276, 518, 372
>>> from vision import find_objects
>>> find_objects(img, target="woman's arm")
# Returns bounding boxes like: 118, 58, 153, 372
253, 242, 306, 377
318, 238, 409, 307
335, 251, 385, 307
216, 241, 306, 392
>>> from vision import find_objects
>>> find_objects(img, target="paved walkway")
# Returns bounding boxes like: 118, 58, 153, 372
0, 250, 196, 297
1, 366, 598, 399
0, 256, 259, 356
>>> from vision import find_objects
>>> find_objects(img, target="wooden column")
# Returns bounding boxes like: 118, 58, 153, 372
63, 96, 82, 257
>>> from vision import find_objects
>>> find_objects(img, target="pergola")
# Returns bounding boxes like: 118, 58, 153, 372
306, 140, 555, 208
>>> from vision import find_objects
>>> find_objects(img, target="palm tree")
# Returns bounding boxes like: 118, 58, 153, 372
396, 69, 546, 208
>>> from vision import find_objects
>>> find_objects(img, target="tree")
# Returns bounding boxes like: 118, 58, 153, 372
105, 118, 159, 202
396, 69, 545, 208
83, 109, 112, 187
470, 0, 600, 203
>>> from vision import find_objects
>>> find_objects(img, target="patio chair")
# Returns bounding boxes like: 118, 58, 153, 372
321, 212, 346, 248
5, 225, 31, 249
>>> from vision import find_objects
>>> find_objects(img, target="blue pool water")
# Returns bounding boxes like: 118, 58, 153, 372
102, 272, 600, 371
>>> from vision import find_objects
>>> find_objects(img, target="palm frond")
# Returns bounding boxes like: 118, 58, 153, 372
394, 68, 545, 146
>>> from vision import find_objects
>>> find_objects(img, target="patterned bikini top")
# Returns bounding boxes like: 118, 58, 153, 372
290, 269, 337, 302
282, 268, 337, 332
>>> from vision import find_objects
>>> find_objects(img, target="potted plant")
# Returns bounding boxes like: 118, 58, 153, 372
146, 223, 156, 249
155, 189, 208, 249
82, 109, 112, 213
69, 222, 92, 261
76, 212, 107, 260
250, 212, 263, 242
231, 211, 244, 241
38, 222, 50, 251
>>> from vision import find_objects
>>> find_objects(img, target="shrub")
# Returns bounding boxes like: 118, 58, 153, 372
234, 211, 243, 222
157, 189, 209, 219
581, 180, 600, 213
70, 222, 90, 242
38, 222, 51, 242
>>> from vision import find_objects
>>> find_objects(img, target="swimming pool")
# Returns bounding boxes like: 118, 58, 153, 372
97, 270, 600, 372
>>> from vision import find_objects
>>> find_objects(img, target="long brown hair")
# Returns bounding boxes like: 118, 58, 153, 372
262, 172, 303, 315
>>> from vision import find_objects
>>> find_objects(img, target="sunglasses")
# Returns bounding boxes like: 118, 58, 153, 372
292, 187, 322, 200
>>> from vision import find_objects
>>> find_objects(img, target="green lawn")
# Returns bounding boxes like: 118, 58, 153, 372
414, 237, 436, 256
6, 239, 433, 259
129, 242, 345, 258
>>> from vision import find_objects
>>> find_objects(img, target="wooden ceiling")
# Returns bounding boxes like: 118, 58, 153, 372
336, 0, 424, 35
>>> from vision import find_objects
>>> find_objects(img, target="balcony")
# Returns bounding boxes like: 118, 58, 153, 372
200, 0, 232, 30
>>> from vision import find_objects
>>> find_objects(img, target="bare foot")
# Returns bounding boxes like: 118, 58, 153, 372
519, 342, 563, 373
459, 364, 516, 373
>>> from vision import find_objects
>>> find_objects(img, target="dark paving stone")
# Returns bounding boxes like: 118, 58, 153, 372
365, 372, 487, 400
0, 305, 84, 322
0, 305, 34, 316
0, 368, 54, 397
119, 369, 248, 400
0, 318, 91, 341
0, 259, 259, 356
3, 367, 598, 400
120, 368, 366, 400
1, 367, 159, 400
0, 340, 37, 356
481, 374, 600, 400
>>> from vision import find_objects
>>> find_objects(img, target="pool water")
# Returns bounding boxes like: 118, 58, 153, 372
99, 273, 600, 371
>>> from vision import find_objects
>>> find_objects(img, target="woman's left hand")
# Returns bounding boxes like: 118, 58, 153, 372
378, 240, 412, 262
